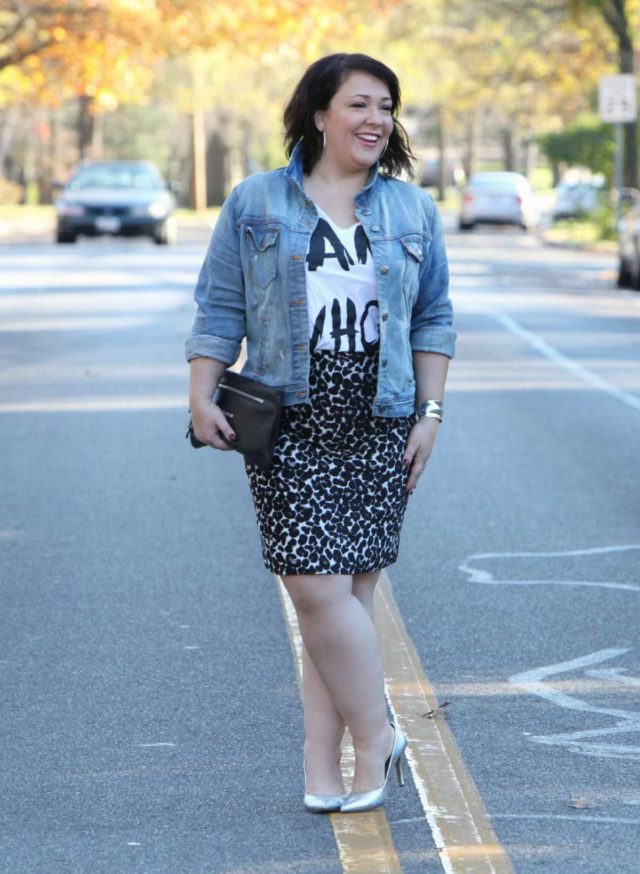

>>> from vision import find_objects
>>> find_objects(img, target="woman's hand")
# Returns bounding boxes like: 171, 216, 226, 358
403, 417, 440, 495
191, 400, 237, 450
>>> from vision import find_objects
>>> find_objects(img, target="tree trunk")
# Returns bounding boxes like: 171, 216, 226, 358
0, 107, 19, 173
464, 105, 482, 180
206, 128, 229, 206
610, 0, 637, 187
435, 106, 446, 202
189, 53, 207, 211
502, 125, 514, 171
522, 139, 537, 180
78, 95, 94, 161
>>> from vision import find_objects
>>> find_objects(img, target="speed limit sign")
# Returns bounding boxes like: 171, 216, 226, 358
599, 75, 637, 123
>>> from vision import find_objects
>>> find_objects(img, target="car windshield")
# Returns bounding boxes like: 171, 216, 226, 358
68, 166, 163, 191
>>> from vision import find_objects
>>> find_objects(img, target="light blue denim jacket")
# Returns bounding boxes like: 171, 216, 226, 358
186, 142, 455, 417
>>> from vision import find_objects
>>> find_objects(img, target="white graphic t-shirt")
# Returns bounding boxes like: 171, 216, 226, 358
306, 207, 379, 353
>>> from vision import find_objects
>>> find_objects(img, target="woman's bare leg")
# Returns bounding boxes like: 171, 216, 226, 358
301, 644, 345, 794
300, 570, 382, 794
352, 569, 381, 621
284, 572, 393, 794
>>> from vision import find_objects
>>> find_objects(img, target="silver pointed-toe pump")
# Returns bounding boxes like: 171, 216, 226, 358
340, 723, 407, 814
303, 762, 346, 814
304, 791, 346, 814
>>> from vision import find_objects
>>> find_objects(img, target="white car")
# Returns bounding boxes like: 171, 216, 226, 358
553, 180, 604, 220
459, 171, 538, 231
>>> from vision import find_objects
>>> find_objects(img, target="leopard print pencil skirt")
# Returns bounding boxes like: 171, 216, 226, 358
245, 351, 414, 576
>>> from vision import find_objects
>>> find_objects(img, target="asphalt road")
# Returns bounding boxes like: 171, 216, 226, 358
0, 218, 639, 874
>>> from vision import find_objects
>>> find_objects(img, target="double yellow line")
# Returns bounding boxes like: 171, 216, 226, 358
277, 573, 513, 874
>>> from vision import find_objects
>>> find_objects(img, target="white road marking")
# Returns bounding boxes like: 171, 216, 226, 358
493, 311, 640, 413
585, 668, 640, 688
459, 545, 640, 593
492, 814, 640, 825
393, 813, 640, 826
136, 742, 176, 748
509, 649, 640, 761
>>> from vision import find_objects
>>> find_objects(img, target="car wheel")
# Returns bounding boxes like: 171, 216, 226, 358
617, 257, 632, 288
458, 220, 474, 231
56, 231, 77, 244
153, 218, 177, 245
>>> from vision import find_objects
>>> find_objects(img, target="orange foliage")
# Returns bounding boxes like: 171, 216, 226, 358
0, 0, 401, 106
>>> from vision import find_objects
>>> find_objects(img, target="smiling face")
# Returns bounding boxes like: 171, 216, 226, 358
314, 70, 395, 175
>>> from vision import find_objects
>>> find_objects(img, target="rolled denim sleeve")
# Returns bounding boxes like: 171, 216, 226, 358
185, 188, 246, 364
409, 199, 456, 358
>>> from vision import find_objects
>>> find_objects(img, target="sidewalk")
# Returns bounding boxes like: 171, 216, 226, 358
0, 206, 219, 246
0, 207, 55, 244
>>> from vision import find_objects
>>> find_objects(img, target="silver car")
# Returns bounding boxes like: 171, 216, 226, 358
459, 171, 538, 231
617, 189, 640, 290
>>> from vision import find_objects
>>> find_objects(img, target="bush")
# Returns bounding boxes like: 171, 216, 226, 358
538, 116, 615, 184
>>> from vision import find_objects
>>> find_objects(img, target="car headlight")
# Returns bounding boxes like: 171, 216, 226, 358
56, 201, 85, 217
132, 201, 169, 219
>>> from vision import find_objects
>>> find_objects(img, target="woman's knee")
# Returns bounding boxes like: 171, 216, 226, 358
283, 573, 352, 615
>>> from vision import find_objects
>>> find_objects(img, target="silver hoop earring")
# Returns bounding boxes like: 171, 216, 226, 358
322, 131, 326, 151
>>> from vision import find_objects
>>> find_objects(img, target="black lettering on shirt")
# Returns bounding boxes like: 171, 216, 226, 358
307, 218, 356, 272
354, 225, 371, 265
331, 297, 357, 352
360, 300, 380, 354
310, 304, 326, 353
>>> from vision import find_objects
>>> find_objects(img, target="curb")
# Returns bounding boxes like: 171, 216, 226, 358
536, 231, 618, 256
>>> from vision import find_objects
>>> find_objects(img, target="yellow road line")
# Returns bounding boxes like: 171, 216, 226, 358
378, 572, 514, 873
276, 576, 402, 874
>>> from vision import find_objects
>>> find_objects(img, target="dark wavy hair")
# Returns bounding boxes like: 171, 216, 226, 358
283, 53, 414, 179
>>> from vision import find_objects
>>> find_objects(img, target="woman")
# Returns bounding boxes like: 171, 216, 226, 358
186, 53, 455, 814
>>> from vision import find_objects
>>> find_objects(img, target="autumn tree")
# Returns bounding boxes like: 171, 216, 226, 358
569, 0, 638, 186
376, 0, 612, 189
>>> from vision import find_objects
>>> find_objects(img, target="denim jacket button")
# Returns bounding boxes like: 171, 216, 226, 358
382, 359, 388, 367
380, 265, 389, 275
382, 312, 389, 321
370, 224, 380, 232
297, 391, 305, 398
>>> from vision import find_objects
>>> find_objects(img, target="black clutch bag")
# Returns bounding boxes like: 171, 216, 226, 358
186, 371, 283, 471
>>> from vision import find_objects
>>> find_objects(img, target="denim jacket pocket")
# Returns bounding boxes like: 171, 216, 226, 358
400, 236, 424, 298
245, 225, 279, 289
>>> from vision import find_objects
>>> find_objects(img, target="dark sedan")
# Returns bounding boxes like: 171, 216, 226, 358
55, 160, 178, 244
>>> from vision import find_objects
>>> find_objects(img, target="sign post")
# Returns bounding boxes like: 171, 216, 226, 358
598, 75, 637, 217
